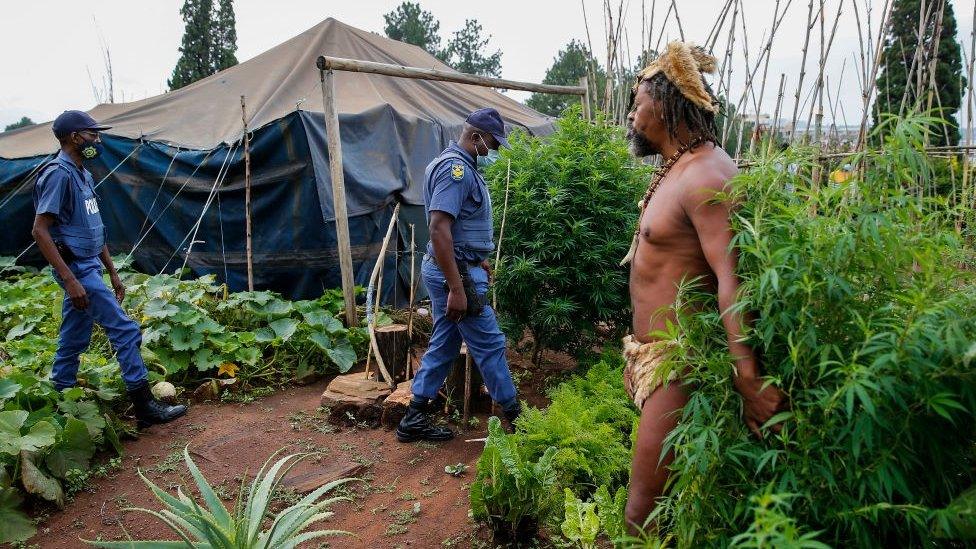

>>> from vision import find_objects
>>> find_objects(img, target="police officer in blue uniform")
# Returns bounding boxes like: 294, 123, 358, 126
32, 110, 187, 428
396, 108, 521, 442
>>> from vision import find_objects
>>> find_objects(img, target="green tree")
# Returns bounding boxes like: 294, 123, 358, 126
440, 19, 502, 77
168, 0, 215, 90
211, 0, 238, 72
4, 117, 34, 132
383, 1, 441, 56
873, 0, 964, 145
526, 40, 606, 117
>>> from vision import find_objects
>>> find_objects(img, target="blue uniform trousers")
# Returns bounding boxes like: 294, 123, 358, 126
51, 256, 148, 391
411, 257, 517, 409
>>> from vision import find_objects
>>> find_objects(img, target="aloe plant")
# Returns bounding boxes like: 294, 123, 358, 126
84, 447, 355, 548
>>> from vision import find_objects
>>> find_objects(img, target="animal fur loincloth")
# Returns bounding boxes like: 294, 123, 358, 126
622, 335, 678, 410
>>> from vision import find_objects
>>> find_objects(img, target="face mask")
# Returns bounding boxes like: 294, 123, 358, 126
475, 135, 499, 169
78, 136, 100, 160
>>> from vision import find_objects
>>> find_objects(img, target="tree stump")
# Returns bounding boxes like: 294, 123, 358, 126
320, 373, 392, 428
381, 380, 414, 429
375, 324, 409, 383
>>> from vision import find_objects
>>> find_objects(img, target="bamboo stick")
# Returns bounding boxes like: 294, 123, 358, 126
769, 73, 788, 155
241, 96, 254, 292
856, 0, 894, 152
493, 159, 512, 312
790, 0, 818, 142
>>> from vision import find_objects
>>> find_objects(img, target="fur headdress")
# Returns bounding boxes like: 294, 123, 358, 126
633, 41, 719, 113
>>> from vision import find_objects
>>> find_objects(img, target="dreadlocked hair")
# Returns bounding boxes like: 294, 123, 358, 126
639, 72, 720, 145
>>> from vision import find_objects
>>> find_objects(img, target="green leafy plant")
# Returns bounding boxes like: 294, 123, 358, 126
0, 266, 365, 540
650, 114, 976, 545
469, 417, 559, 544
84, 447, 355, 548
561, 488, 599, 549
486, 107, 649, 359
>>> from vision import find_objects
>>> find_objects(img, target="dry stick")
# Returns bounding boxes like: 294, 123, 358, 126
856, 0, 893, 153
808, 0, 845, 142
406, 223, 416, 379
769, 73, 788, 155
733, 0, 754, 159
653, 0, 675, 54
961, 3, 976, 230
852, 0, 869, 93
646, 0, 657, 62
581, 0, 602, 117
669, 0, 685, 41
240, 95, 254, 292
364, 203, 401, 387
492, 159, 512, 312
790, 0, 819, 142
750, 0, 790, 155
924, 0, 948, 154
718, 1, 740, 144
706, 0, 737, 53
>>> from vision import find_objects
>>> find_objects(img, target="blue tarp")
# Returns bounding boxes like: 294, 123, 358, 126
0, 111, 431, 304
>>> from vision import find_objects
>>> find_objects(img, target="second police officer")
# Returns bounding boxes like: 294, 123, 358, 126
396, 108, 521, 443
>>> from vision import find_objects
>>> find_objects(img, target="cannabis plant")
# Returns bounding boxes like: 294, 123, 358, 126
485, 107, 649, 359
652, 114, 976, 546
85, 447, 354, 548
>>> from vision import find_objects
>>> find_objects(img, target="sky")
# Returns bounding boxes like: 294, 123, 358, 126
2, 0, 975, 129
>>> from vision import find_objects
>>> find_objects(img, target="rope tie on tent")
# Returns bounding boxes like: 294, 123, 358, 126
1, 144, 143, 273
136, 147, 181, 238
125, 149, 214, 263
0, 153, 56, 215
158, 142, 238, 277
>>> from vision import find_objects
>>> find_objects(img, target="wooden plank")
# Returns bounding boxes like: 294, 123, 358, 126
319, 68, 358, 327
317, 55, 587, 96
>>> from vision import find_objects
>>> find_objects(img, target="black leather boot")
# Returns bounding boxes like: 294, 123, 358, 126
502, 400, 522, 433
396, 397, 454, 443
127, 382, 188, 428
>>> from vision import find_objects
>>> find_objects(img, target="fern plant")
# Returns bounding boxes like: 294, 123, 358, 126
84, 447, 354, 548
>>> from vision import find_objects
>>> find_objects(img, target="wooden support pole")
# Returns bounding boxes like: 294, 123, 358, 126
241, 95, 254, 292
579, 76, 592, 120
463, 353, 473, 428
319, 68, 359, 327
317, 56, 586, 97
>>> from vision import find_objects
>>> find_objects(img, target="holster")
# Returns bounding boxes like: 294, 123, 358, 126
54, 241, 77, 265
444, 259, 485, 317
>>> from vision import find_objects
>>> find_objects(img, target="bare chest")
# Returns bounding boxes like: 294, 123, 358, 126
637, 182, 695, 248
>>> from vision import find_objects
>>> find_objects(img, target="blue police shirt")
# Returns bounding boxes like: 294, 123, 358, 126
33, 151, 106, 259
424, 141, 495, 263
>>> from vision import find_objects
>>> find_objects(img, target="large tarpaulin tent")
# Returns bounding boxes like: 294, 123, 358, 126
0, 17, 553, 302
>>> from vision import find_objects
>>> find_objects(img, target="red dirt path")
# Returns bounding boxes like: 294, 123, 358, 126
29, 349, 573, 548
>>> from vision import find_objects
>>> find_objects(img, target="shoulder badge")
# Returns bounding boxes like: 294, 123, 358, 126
450, 163, 465, 181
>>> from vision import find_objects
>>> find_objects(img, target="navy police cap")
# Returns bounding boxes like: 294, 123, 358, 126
52, 110, 111, 139
465, 108, 509, 149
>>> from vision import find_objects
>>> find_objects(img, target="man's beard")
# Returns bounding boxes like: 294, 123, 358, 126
626, 123, 658, 157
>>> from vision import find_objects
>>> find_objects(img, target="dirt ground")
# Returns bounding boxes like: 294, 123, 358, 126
28, 348, 575, 548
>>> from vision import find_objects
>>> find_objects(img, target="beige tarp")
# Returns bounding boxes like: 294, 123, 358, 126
0, 17, 551, 159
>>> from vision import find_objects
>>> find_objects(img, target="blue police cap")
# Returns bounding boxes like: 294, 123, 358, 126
465, 108, 509, 149
52, 110, 111, 139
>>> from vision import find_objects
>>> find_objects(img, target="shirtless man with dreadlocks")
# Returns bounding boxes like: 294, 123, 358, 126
620, 42, 787, 533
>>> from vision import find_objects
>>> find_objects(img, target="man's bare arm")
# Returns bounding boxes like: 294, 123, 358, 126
32, 214, 89, 310
429, 211, 467, 321
683, 170, 785, 436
